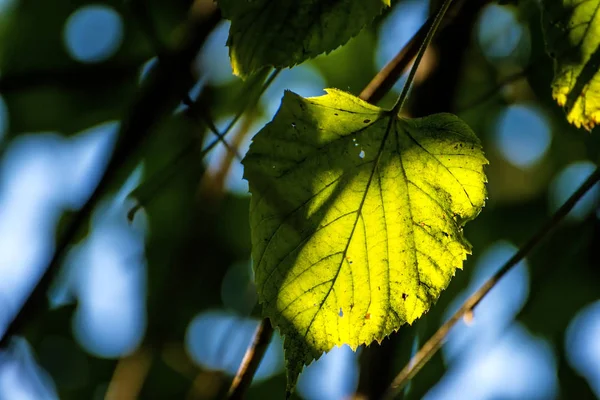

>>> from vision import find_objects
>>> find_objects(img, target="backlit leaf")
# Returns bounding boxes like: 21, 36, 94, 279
218, 0, 390, 77
242, 89, 488, 392
542, 0, 600, 130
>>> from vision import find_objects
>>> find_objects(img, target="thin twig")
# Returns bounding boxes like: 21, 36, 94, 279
126, 69, 279, 221
383, 167, 600, 399
227, 320, 274, 399
202, 110, 256, 197
391, 0, 455, 114
104, 347, 153, 400
200, 69, 280, 156
358, 0, 473, 105
183, 93, 243, 161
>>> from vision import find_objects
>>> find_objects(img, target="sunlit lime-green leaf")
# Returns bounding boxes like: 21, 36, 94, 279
242, 89, 488, 392
218, 0, 390, 77
542, 0, 600, 130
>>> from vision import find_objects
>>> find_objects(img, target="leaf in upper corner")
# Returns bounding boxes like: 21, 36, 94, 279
217, 0, 390, 77
242, 89, 488, 393
542, 0, 600, 130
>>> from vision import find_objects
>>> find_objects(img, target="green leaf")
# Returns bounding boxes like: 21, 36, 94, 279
242, 89, 488, 392
218, 0, 390, 77
542, 0, 600, 130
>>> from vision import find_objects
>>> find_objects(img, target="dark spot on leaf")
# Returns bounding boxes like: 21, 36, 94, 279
334, 113, 339, 116
365, 313, 371, 320
442, 232, 449, 237
402, 293, 408, 300
363, 119, 371, 123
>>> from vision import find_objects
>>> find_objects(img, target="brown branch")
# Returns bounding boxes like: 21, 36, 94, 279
358, 0, 477, 105
359, 17, 432, 104
227, 320, 274, 399
383, 167, 600, 399
104, 347, 154, 400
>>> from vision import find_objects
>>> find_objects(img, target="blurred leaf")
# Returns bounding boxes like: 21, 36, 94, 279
243, 89, 487, 391
542, 0, 600, 130
218, 0, 389, 77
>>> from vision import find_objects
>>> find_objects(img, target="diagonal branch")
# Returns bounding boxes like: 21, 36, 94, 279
358, 0, 478, 105
227, 320, 274, 399
383, 167, 600, 399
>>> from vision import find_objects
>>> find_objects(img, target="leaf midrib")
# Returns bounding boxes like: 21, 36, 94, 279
301, 110, 397, 341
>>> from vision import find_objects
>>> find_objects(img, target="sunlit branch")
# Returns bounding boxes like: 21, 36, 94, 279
227, 321, 274, 399
105, 347, 154, 400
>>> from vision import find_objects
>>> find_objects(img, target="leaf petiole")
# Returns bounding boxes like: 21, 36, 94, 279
391, 0, 456, 115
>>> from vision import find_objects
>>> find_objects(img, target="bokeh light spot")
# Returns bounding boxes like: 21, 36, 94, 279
297, 346, 359, 400
565, 301, 600, 397
494, 104, 551, 169
478, 4, 523, 60
0, 339, 58, 400
429, 324, 557, 400
64, 5, 124, 63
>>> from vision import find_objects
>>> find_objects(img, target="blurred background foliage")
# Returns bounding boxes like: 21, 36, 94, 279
0, 0, 598, 399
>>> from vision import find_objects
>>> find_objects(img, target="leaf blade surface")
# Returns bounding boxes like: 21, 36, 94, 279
218, 0, 389, 77
543, 0, 600, 130
243, 89, 487, 390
